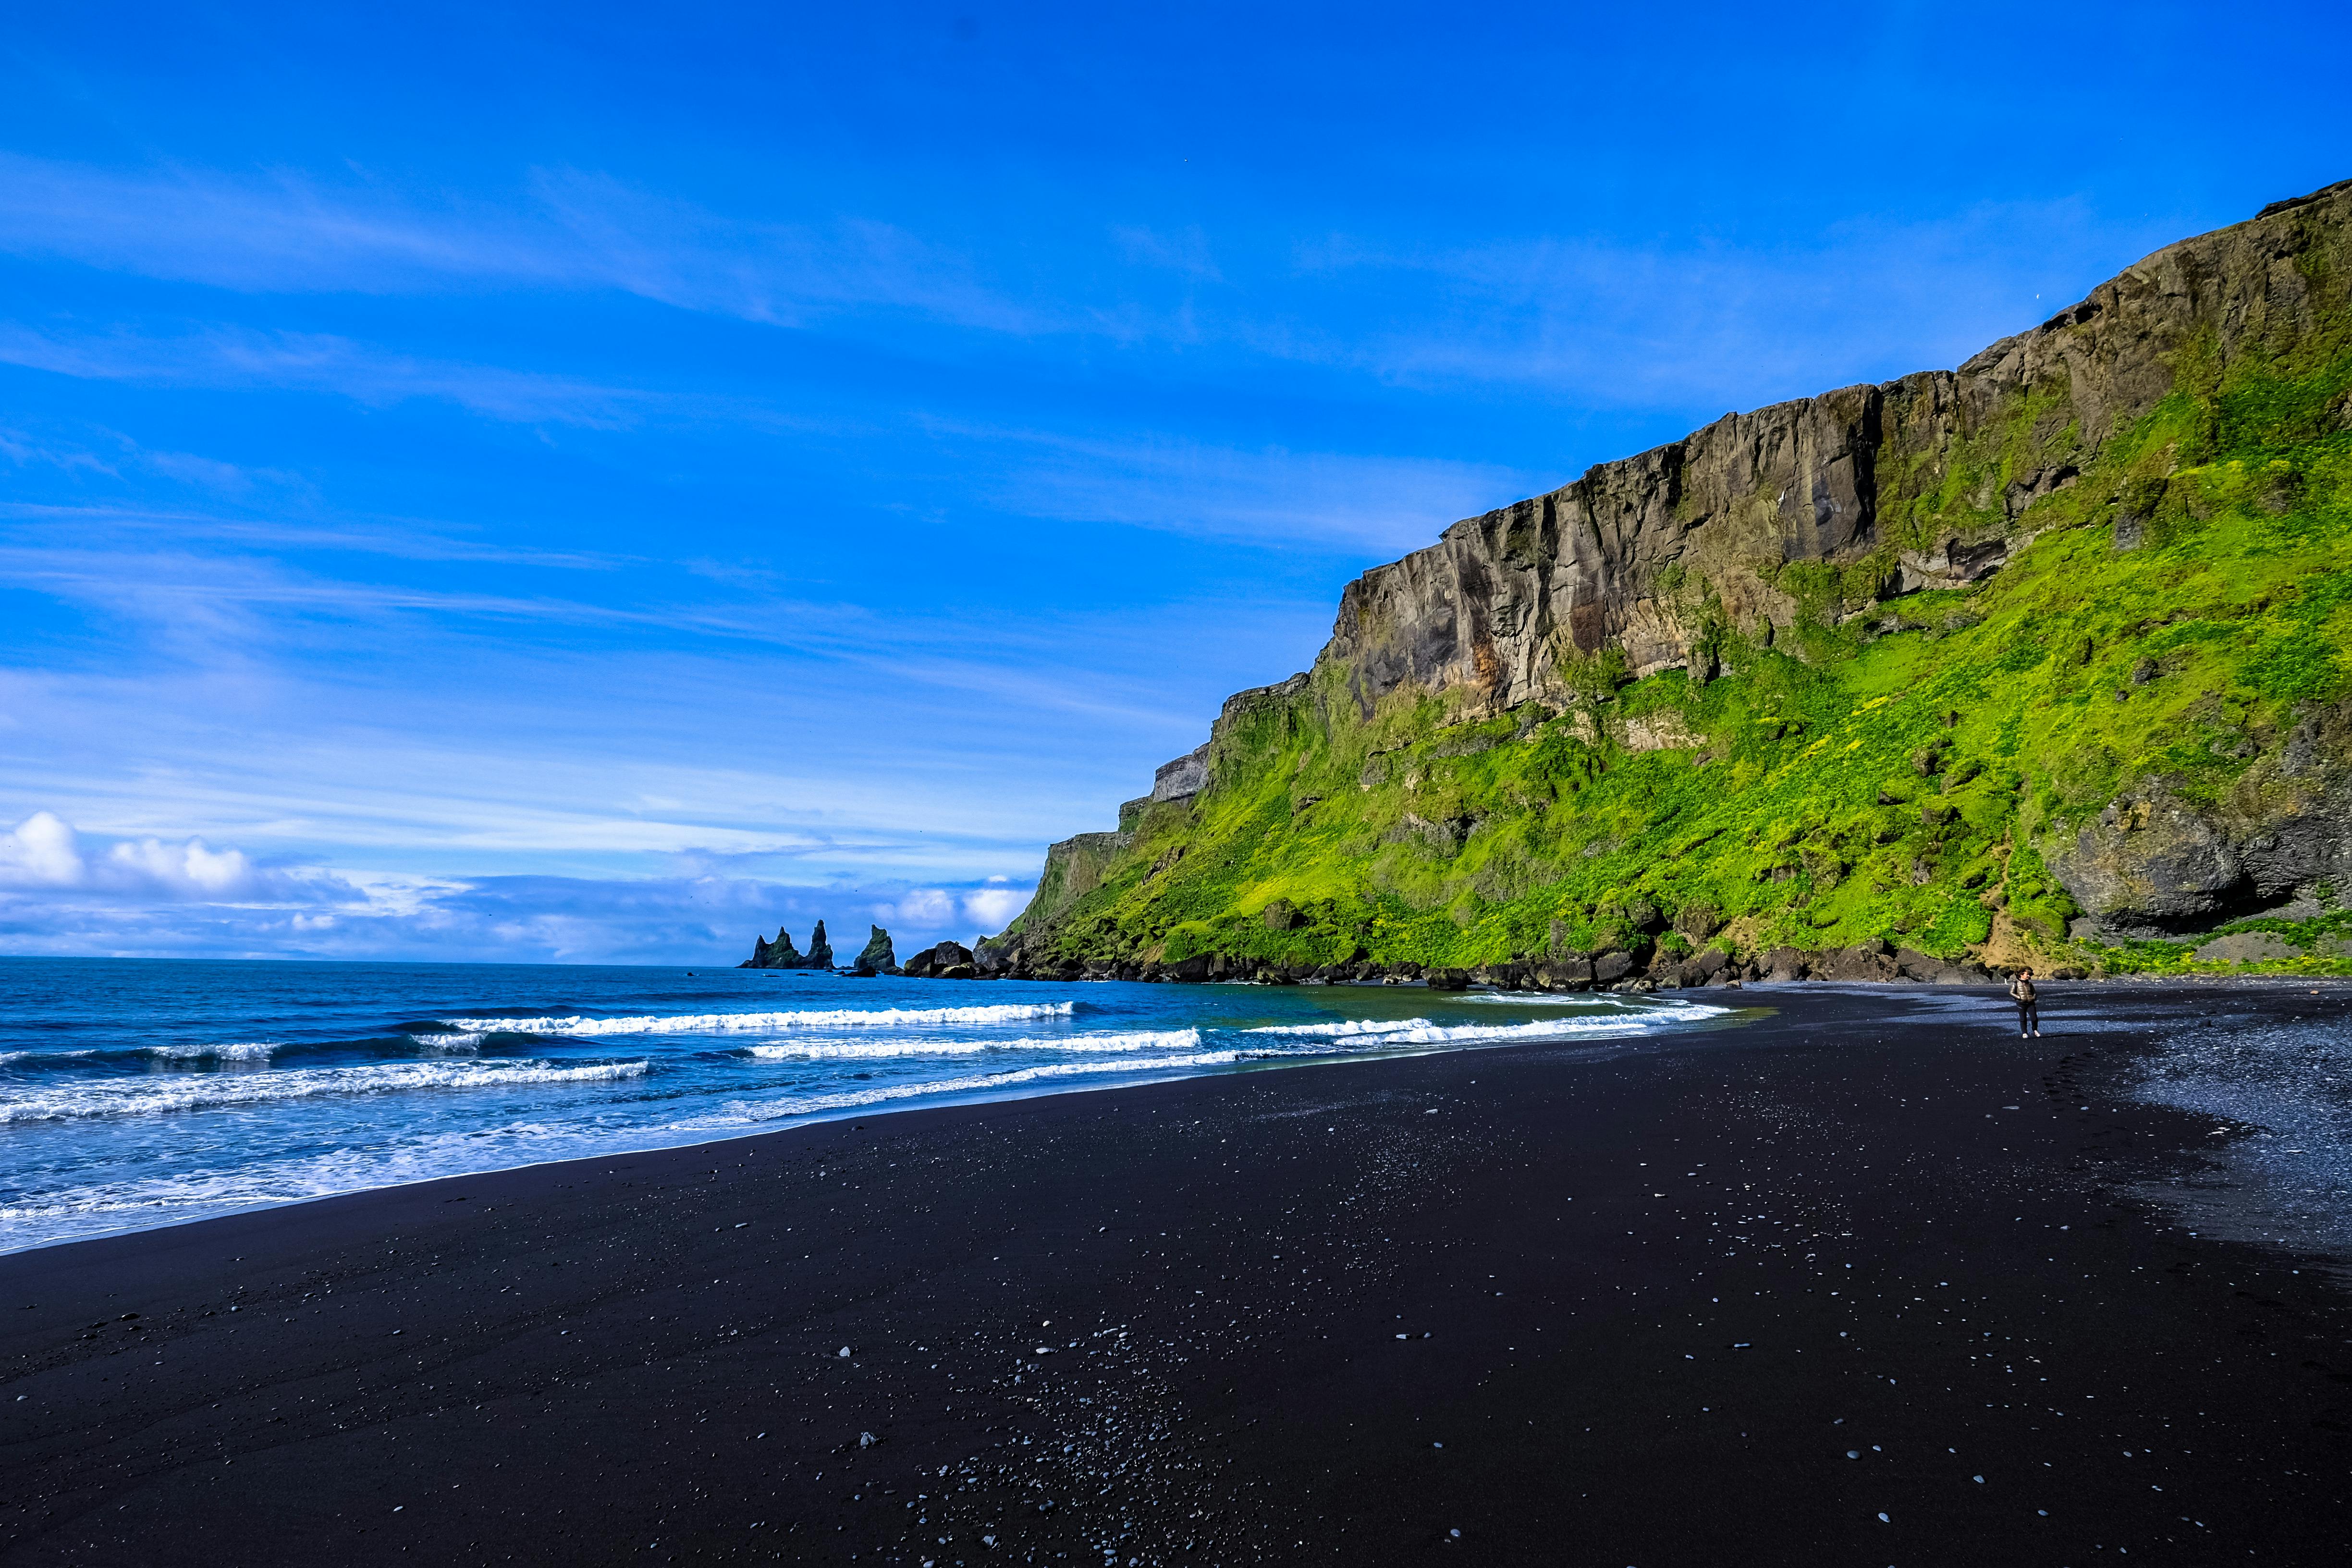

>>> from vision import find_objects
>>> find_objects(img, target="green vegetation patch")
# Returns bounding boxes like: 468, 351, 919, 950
1007, 271, 2352, 980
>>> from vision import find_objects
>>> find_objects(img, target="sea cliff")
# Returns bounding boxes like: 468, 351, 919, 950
983, 180, 2352, 987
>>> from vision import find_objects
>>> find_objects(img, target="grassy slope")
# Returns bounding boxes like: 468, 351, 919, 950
1019, 287, 2352, 980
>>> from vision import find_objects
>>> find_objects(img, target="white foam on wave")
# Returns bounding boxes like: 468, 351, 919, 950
741, 1027, 1201, 1061
1246, 1018, 1437, 1038
0, 1058, 649, 1124
406, 1031, 485, 1052
684, 1049, 1241, 1128
144, 1041, 280, 1062
1249, 1002, 1729, 1047
446, 1001, 1078, 1036
0, 1116, 596, 1250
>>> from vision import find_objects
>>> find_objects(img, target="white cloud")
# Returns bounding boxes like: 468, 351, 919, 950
962, 885, 1030, 930
875, 887, 957, 927
0, 811, 83, 885
0, 810, 355, 902
102, 834, 255, 894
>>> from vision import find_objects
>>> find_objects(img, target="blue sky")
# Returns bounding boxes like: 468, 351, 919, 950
1, 1, 2345, 964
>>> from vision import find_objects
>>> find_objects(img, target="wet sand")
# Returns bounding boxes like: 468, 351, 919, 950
4, 982, 2350, 1566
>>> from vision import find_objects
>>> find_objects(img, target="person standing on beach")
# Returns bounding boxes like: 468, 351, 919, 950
2009, 968, 2040, 1038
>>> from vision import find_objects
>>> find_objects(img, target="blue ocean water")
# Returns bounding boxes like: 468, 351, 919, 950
0, 957, 1733, 1253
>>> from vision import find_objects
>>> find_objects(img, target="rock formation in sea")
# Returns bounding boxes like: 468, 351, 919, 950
740, 926, 802, 969
740, 923, 847, 969
966, 179, 2352, 988
854, 925, 897, 975
900, 941, 978, 980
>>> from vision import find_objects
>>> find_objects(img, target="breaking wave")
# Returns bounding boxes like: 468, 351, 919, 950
0, 1058, 649, 1124
1248, 1005, 1729, 1046
143, 1041, 280, 1062
446, 1002, 1078, 1036
740, 1028, 1201, 1060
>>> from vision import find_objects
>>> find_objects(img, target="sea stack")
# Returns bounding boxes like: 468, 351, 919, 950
741, 925, 802, 968
854, 925, 897, 975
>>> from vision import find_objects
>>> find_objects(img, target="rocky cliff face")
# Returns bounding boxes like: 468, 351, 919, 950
990, 181, 2352, 983
1325, 177, 2351, 720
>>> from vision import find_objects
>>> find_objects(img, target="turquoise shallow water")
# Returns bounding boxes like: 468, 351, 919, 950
0, 957, 1733, 1253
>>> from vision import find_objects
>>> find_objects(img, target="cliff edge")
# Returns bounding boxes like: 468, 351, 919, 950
993, 181, 2352, 986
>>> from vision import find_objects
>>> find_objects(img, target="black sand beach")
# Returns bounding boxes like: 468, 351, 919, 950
5, 983, 2350, 1566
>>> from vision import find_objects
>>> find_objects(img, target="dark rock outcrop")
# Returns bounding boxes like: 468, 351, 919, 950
902, 941, 978, 980
1152, 744, 1210, 803
737, 923, 849, 970
2050, 696, 2352, 937
740, 926, 801, 969
853, 925, 896, 975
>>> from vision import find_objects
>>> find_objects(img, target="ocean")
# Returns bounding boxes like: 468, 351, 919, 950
0, 957, 1733, 1253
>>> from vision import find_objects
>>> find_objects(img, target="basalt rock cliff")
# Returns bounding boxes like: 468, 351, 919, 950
981, 181, 2352, 987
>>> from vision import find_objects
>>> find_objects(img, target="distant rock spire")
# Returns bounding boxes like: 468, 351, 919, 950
740, 924, 801, 968
855, 925, 896, 974
805, 920, 834, 969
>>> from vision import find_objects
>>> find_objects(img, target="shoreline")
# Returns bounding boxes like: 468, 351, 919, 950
0, 987, 1744, 1260
6, 983, 2350, 1565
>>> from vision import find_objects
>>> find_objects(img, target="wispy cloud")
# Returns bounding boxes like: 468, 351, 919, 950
0, 155, 1049, 335
964, 424, 1536, 553
0, 321, 644, 426
1276, 199, 2180, 408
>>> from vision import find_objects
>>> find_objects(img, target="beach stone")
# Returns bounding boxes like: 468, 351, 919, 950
1592, 950, 1635, 984
2193, 931, 2297, 964
1893, 947, 1972, 983
1812, 946, 1899, 981
1534, 956, 1592, 990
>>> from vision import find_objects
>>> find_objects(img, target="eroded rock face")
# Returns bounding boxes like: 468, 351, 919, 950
1152, 744, 1209, 803
1306, 181, 2352, 723
2050, 789, 2247, 933
2053, 697, 2352, 935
